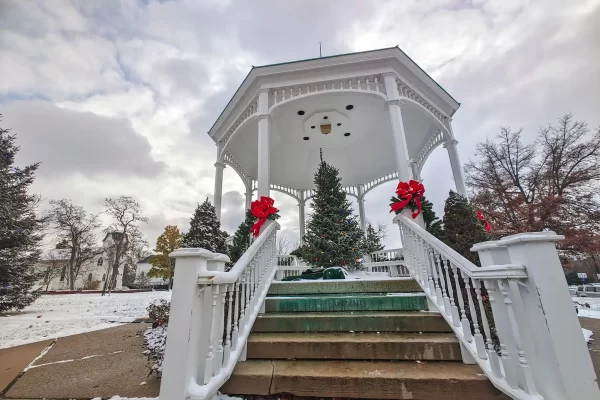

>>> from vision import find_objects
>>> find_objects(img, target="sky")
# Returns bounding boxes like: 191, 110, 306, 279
1, 0, 599, 252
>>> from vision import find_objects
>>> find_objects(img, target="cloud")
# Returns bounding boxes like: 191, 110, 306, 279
1, 0, 598, 251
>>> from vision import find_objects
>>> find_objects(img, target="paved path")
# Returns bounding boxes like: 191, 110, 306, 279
580, 317, 600, 375
1, 323, 160, 399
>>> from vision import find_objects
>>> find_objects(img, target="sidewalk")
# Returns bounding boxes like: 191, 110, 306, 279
0, 323, 160, 399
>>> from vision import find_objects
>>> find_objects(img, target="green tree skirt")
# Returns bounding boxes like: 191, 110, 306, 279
281, 267, 347, 281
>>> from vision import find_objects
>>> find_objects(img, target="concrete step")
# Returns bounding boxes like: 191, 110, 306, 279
267, 278, 422, 296
252, 311, 452, 333
265, 293, 428, 313
221, 360, 509, 399
247, 332, 461, 361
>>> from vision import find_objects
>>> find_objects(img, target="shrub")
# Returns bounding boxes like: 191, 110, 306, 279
147, 298, 170, 327
83, 279, 101, 290
143, 325, 167, 376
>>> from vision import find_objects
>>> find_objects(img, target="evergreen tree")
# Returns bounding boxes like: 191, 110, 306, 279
442, 191, 490, 265
299, 159, 365, 270
0, 116, 45, 313
364, 222, 385, 255
421, 197, 444, 240
182, 198, 227, 253
228, 209, 255, 266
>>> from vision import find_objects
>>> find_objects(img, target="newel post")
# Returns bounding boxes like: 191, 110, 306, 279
159, 248, 214, 400
499, 232, 600, 400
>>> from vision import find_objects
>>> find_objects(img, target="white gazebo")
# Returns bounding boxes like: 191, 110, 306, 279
208, 47, 466, 239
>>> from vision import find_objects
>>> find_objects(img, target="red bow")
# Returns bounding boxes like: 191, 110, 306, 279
390, 180, 425, 218
477, 210, 492, 232
250, 196, 278, 237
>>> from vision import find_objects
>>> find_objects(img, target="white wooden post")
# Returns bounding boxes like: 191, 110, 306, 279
298, 192, 305, 245
357, 185, 366, 233
443, 138, 467, 197
206, 254, 229, 378
383, 73, 412, 183
245, 186, 252, 211
214, 161, 225, 220
498, 232, 600, 400
256, 89, 270, 197
159, 248, 214, 400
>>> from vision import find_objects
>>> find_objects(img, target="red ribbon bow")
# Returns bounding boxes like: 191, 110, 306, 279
390, 180, 425, 218
250, 196, 278, 237
477, 210, 492, 232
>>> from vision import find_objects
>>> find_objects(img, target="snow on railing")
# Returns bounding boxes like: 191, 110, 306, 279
159, 221, 280, 400
395, 213, 599, 400
363, 248, 408, 276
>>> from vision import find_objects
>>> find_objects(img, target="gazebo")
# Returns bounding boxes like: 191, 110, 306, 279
208, 47, 466, 239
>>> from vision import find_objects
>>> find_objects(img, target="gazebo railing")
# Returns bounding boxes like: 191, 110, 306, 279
159, 221, 280, 400
394, 213, 599, 400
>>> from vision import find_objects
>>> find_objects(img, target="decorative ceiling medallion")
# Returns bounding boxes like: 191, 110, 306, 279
320, 124, 332, 135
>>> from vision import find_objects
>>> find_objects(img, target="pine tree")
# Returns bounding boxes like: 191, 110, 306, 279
299, 159, 365, 270
421, 197, 444, 240
228, 209, 255, 266
182, 198, 227, 253
442, 191, 490, 265
0, 116, 45, 313
364, 222, 385, 255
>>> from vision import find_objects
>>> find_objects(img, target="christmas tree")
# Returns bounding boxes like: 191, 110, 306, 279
421, 197, 444, 240
442, 191, 490, 265
182, 198, 228, 254
228, 209, 255, 266
364, 222, 385, 256
299, 157, 365, 270
0, 116, 45, 312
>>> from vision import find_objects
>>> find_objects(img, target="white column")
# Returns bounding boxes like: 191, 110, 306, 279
298, 192, 305, 244
244, 186, 252, 210
256, 90, 270, 197
357, 185, 366, 233
159, 248, 214, 400
214, 161, 225, 220
443, 138, 467, 196
383, 73, 412, 182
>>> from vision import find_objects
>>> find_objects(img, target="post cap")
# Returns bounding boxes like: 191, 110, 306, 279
497, 231, 565, 246
169, 248, 214, 259
211, 253, 231, 263
471, 240, 504, 252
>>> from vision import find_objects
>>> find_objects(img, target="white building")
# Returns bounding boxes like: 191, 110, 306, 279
36, 232, 126, 291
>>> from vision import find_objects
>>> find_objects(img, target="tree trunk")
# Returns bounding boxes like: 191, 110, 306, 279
68, 243, 77, 290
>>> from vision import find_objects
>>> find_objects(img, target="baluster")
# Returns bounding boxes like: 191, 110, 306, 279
338, 80, 342, 89
282, 87, 286, 100
214, 284, 227, 375
224, 283, 234, 361
306, 85, 309, 93
374, 76, 379, 91
314, 84, 318, 92
420, 240, 435, 297
355, 78, 360, 89
433, 253, 451, 316
348, 79, 352, 89
499, 279, 538, 394
442, 258, 460, 326
463, 273, 484, 356
427, 248, 442, 305
203, 285, 218, 384
239, 270, 247, 329
451, 265, 473, 342
474, 278, 502, 378
273, 89, 278, 103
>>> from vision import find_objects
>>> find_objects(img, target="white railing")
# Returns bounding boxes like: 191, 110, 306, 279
159, 221, 280, 400
363, 248, 409, 276
395, 213, 599, 400
275, 254, 306, 280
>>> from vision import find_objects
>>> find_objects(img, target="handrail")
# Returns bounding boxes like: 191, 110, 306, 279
203, 221, 278, 285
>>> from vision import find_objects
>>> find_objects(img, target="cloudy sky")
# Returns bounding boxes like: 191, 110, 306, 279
1, 0, 599, 251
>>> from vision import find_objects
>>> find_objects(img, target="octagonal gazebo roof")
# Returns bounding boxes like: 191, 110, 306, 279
208, 47, 460, 193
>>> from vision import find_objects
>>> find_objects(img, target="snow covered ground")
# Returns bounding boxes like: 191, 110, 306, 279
573, 296, 600, 319
0, 291, 171, 349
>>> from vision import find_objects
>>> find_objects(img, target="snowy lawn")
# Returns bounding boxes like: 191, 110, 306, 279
574, 296, 600, 319
0, 291, 171, 349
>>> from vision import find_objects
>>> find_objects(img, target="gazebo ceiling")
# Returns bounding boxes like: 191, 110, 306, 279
209, 47, 460, 190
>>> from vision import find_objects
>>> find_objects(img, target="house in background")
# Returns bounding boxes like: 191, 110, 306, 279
134, 255, 168, 289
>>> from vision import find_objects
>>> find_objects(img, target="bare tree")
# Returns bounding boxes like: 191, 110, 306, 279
465, 114, 600, 258
102, 196, 148, 295
277, 234, 290, 255
47, 199, 103, 290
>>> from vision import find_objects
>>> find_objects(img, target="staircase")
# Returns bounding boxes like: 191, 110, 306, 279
221, 278, 508, 399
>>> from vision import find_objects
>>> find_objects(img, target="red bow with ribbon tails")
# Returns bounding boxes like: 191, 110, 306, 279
390, 180, 425, 218
477, 210, 492, 232
250, 196, 278, 237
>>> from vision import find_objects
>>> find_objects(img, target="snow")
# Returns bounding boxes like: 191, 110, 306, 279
583, 328, 594, 343
573, 296, 600, 319
0, 291, 171, 349
143, 325, 167, 373
91, 394, 243, 400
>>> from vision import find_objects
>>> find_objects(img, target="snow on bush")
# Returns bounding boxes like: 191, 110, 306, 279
143, 299, 170, 375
